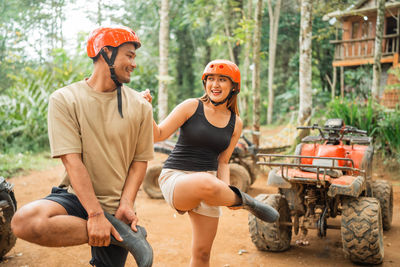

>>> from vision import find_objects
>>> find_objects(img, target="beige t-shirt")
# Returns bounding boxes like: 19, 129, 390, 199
47, 80, 154, 213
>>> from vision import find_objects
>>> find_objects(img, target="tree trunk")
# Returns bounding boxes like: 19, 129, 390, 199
298, 0, 313, 127
252, 0, 263, 146
332, 66, 337, 100
223, 14, 235, 63
233, 0, 243, 65
267, 0, 282, 124
240, 0, 253, 127
340, 66, 344, 98
97, 0, 103, 25
158, 0, 170, 122
372, 0, 385, 100
326, 66, 337, 100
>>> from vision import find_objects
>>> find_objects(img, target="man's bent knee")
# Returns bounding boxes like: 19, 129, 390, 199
11, 200, 67, 240
12, 207, 46, 240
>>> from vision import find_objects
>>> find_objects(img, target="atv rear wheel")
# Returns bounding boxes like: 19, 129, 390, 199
248, 194, 292, 252
143, 164, 164, 199
372, 180, 393, 230
341, 197, 383, 265
0, 190, 17, 259
229, 163, 251, 193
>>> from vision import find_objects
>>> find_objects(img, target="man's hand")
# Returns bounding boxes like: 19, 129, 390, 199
87, 213, 123, 247
141, 89, 152, 104
115, 205, 139, 232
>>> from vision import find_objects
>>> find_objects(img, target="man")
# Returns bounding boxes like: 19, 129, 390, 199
11, 26, 154, 267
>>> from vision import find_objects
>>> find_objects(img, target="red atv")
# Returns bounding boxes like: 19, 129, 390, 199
0, 176, 17, 259
249, 118, 393, 265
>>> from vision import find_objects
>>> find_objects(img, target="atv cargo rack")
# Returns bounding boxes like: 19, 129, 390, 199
257, 154, 366, 184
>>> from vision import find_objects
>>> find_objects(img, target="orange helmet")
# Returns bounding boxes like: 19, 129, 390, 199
201, 59, 241, 91
86, 26, 141, 58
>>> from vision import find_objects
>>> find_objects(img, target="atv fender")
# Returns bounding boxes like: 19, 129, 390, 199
267, 168, 292, 189
327, 175, 365, 197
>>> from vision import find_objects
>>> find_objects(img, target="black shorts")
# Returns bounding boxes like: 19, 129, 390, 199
44, 187, 128, 267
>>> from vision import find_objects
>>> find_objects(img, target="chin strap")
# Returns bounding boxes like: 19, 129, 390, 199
100, 48, 124, 118
209, 90, 237, 106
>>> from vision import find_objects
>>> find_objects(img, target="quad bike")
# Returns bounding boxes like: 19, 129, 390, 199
143, 132, 260, 199
0, 176, 17, 259
249, 118, 393, 265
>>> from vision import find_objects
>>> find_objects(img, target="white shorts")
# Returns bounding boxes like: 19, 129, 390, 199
159, 168, 222, 218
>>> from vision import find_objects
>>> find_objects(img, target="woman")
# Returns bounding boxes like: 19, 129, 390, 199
142, 59, 278, 266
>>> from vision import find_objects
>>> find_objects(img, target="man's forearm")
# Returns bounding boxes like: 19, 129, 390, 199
120, 161, 148, 207
61, 153, 103, 216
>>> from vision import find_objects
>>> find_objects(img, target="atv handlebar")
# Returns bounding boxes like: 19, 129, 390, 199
297, 124, 367, 142
297, 125, 366, 134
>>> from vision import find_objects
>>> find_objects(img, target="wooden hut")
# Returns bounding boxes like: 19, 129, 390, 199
325, 0, 400, 107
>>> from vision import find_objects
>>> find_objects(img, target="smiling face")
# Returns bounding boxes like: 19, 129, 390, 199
112, 43, 137, 84
205, 74, 234, 103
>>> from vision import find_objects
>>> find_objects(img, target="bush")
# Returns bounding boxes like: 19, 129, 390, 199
0, 49, 91, 153
323, 98, 400, 165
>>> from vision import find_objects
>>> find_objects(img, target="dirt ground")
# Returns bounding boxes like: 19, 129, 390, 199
1, 155, 400, 267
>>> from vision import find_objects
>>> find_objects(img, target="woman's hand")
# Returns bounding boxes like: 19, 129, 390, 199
141, 89, 152, 104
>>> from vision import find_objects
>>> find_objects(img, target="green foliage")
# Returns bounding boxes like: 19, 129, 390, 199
343, 66, 373, 100
0, 69, 51, 152
386, 67, 400, 90
0, 0, 74, 90
376, 109, 400, 163
325, 98, 378, 135
0, 48, 91, 153
0, 151, 58, 178
323, 98, 400, 164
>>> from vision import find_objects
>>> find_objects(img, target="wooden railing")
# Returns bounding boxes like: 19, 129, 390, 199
331, 33, 400, 60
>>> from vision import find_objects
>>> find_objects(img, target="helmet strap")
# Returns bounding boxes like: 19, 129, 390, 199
100, 48, 124, 118
209, 89, 236, 106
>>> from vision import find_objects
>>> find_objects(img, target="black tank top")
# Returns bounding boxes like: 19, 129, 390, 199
163, 100, 236, 171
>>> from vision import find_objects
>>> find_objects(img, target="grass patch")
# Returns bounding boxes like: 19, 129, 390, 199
0, 151, 60, 178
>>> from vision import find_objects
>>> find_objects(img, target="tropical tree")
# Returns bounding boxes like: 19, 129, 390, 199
298, 0, 313, 127
158, 0, 170, 122
239, 0, 254, 127
266, 0, 281, 125
252, 0, 263, 146
372, 0, 385, 100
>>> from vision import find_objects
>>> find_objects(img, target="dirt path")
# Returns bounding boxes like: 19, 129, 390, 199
2, 157, 400, 267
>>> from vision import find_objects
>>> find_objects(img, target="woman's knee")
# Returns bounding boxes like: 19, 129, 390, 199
196, 174, 222, 199
192, 246, 211, 263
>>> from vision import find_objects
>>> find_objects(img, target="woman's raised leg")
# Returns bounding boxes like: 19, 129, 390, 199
172, 172, 239, 212
172, 172, 279, 223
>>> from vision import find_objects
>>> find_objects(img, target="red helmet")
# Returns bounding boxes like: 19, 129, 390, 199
201, 59, 241, 91
86, 26, 141, 58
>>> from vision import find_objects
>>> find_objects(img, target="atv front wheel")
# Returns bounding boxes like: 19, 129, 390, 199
372, 180, 393, 230
341, 197, 383, 265
229, 163, 251, 193
0, 190, 17, 259
143, 164, 164, 199
248, 194, 292, 252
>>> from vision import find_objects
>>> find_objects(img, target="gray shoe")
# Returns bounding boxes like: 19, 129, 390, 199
229, 185, 279, 222
104, 211, 153, 267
